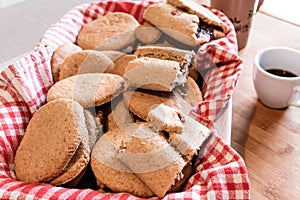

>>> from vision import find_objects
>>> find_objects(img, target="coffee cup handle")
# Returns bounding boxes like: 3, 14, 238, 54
288, 86, 300, 107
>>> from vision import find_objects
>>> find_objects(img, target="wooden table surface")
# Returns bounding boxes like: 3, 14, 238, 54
232, 12, 300, 199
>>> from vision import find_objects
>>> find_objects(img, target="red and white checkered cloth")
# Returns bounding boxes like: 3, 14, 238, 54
0, 0, 249, 199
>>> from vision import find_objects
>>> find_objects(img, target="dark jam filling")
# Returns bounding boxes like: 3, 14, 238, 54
195, 21, 223, 41
196, 23, 214, 40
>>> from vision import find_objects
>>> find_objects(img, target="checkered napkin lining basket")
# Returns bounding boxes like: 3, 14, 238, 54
0, 0, 249, 199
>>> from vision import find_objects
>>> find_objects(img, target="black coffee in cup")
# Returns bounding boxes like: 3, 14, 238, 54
266, 68, 298, 78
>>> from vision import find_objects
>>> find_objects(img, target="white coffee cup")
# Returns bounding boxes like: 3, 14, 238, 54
253, 47, 300, 109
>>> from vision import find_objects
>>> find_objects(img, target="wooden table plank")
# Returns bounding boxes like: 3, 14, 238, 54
232, 12, 300, 199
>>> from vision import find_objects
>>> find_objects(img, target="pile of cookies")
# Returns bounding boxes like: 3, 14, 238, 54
14, 0, 228, 198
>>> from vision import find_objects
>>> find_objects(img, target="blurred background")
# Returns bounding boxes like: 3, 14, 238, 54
0, 0, 95, 66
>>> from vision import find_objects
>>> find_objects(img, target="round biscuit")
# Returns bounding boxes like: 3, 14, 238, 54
49, 141, 90, 186
134, 22, 161, 44
14, 99, 87, 183
175, 76, 203, 107
47, 73, 125, 108
77, 12, 139, 51
84, 109, 103, 149
58, 50, 114, 81
51, 44, 82, 83
100, 50, 125, 63
108, 54, 137, 76
123, 90, 182, 121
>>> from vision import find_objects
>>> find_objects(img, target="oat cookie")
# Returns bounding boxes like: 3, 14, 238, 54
174, 76, 203, 107
134, 45, 195, 64
47, 73, 125, 108
84, 109, 103, 149
146, 103, 184, 133
14, 99, 87, 183
134, 22, 162, 44
107, 95, 134, 131
77, 12, 139, 51
134, 45, 196, 79
51, 44, 82, 83
167, 0, 229, 33
124, 57, 187, 92
118, 124, 186, 198
100, 50, 125, 63
49, 109, 101, 186
168, 113, 211, 161
143, 3, 202, 46
49, 141, 90, 186
123, 89, 182, 120
59, 50, 114, 81
62, 167, 87, 188
108, 54, 137, 76
143, 2, 228, 46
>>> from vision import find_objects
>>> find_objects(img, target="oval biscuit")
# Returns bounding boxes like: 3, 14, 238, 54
59, 50, 114, 81
134, 22, 161, 44
47, 73, 125, 108
51, 44, 82, 83
49, 141, 90, 186
77, 12, 139, 51
123, 90, 182, 121
14, 99, 87, 183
